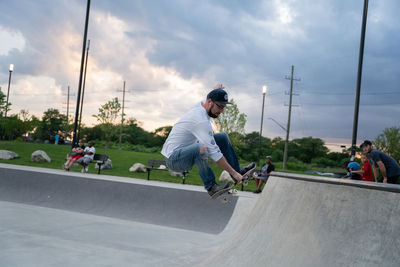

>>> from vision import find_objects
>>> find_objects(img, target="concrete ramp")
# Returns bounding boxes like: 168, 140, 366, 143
0, 164, 257, 267
0, 166, 236, 234
2, 163, 400, 266
200, 174, 400, 267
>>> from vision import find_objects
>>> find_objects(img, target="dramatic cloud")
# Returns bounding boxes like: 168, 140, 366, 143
0, 0, 399, 146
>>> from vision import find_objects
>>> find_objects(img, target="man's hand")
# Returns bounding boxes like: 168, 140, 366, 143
213, 83, 225, 90
232, 172, 243, 184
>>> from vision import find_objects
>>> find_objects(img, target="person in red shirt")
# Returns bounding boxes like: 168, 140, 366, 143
351, 154, 375, 182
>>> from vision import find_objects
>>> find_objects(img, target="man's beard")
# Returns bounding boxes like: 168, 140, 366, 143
208, 109, 218, 118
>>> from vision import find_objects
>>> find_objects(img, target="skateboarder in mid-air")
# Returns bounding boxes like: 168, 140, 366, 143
161, 84, 255, 198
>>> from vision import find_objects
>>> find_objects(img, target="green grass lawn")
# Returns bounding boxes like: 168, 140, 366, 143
0, 141, 260, 192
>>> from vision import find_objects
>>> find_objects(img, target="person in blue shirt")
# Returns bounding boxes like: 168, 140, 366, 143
254, 156, 275, 193
343, 161, 361, 180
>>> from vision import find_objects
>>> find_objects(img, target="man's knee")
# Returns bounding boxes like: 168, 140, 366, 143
199, 145, 208, 159
214, 132, 231, 148
214, 132, 229, 142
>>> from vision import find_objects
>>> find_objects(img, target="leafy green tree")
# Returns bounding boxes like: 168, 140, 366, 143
154, 126, 172, 139
80, 124, 105, 142
312, 157, 337, 168
0, 90, 7, 117
18, 109, 40, 137
374, 126, 400, 161
326, 152, 350, 167
214, 99, 247, 134
93, 97, 121, 149
0, 115, 25, 140
290, 137, 329, 163
93, 97, 121, 125
33, 108, 67, 142
235, 131, 272, 162
270, 150, 284, 162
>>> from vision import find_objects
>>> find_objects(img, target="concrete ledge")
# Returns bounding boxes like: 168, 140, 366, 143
0, 164, 238, 234
272, 171, 400, 193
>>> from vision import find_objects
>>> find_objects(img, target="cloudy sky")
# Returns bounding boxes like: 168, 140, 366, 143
0, 0, 399, 148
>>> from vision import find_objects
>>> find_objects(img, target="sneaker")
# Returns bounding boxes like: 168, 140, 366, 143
85, 166, 89, 172
207, 182, 231, 199
239, 162, 256, 175
254, 189, 262, 194
81, 167, 85, 173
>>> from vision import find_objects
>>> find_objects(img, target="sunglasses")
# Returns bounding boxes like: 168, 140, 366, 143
213, 101, 226, 110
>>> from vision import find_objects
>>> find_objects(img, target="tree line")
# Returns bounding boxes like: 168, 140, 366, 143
1, 93, 398, 168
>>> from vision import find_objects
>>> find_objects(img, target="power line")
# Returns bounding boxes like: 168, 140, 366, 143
301, 91, 400, 96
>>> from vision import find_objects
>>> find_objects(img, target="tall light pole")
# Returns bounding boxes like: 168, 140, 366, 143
72, 0, 91, 148
77, 39, 90, 141
5, 64, 13, 118
351, 0, 369, 161
258, 85, 267, 167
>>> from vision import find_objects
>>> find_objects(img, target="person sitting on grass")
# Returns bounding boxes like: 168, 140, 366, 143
254, 155, 275, 194
64, 139, 85, 171
77, 141, 95, 173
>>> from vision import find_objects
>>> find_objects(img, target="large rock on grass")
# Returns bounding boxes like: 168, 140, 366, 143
219, 170, 234, 182
31, 150, 51, 162
95, 159, 113, 170
129, 163, 147, 172
169, 170, 185, 177
0, 150, 19, 160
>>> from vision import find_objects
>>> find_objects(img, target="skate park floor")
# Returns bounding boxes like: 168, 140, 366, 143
1, 163, 400, 267
0, 163, 257, 267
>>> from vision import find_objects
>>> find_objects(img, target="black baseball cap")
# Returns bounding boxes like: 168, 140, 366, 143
360, 140, 372, 148
207, 88, 232, 104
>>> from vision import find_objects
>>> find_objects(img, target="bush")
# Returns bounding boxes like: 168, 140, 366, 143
285, 162, 308, 171
312, 157, 337, 168
288, 156, 302, 164
270, 150, 283, 162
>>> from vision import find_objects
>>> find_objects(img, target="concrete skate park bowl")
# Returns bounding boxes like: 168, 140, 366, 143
1, 163, 400, 266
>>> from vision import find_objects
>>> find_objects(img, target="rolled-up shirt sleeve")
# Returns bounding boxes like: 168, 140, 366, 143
192, 121, 223, 162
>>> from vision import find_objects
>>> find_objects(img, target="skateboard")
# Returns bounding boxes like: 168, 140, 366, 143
217, 166, 257, 204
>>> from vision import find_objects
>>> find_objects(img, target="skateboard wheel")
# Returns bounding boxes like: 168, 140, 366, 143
243, 180, 248, 186
221, 197, 228, 204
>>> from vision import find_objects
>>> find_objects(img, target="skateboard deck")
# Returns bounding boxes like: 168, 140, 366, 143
215, 166, 257, 203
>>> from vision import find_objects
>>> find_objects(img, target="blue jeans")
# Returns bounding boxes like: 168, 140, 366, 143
165, 133, 240, 190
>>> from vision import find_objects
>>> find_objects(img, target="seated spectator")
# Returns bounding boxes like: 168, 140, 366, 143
254, 156, 275, 194
64, 139, 85, 171
342, 161, 361, 180
350, 154, 375, 182
77, 141, 95, 173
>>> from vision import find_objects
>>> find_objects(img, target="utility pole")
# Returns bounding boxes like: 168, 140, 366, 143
119, 81, 126, 150
283, 65, 300, 169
